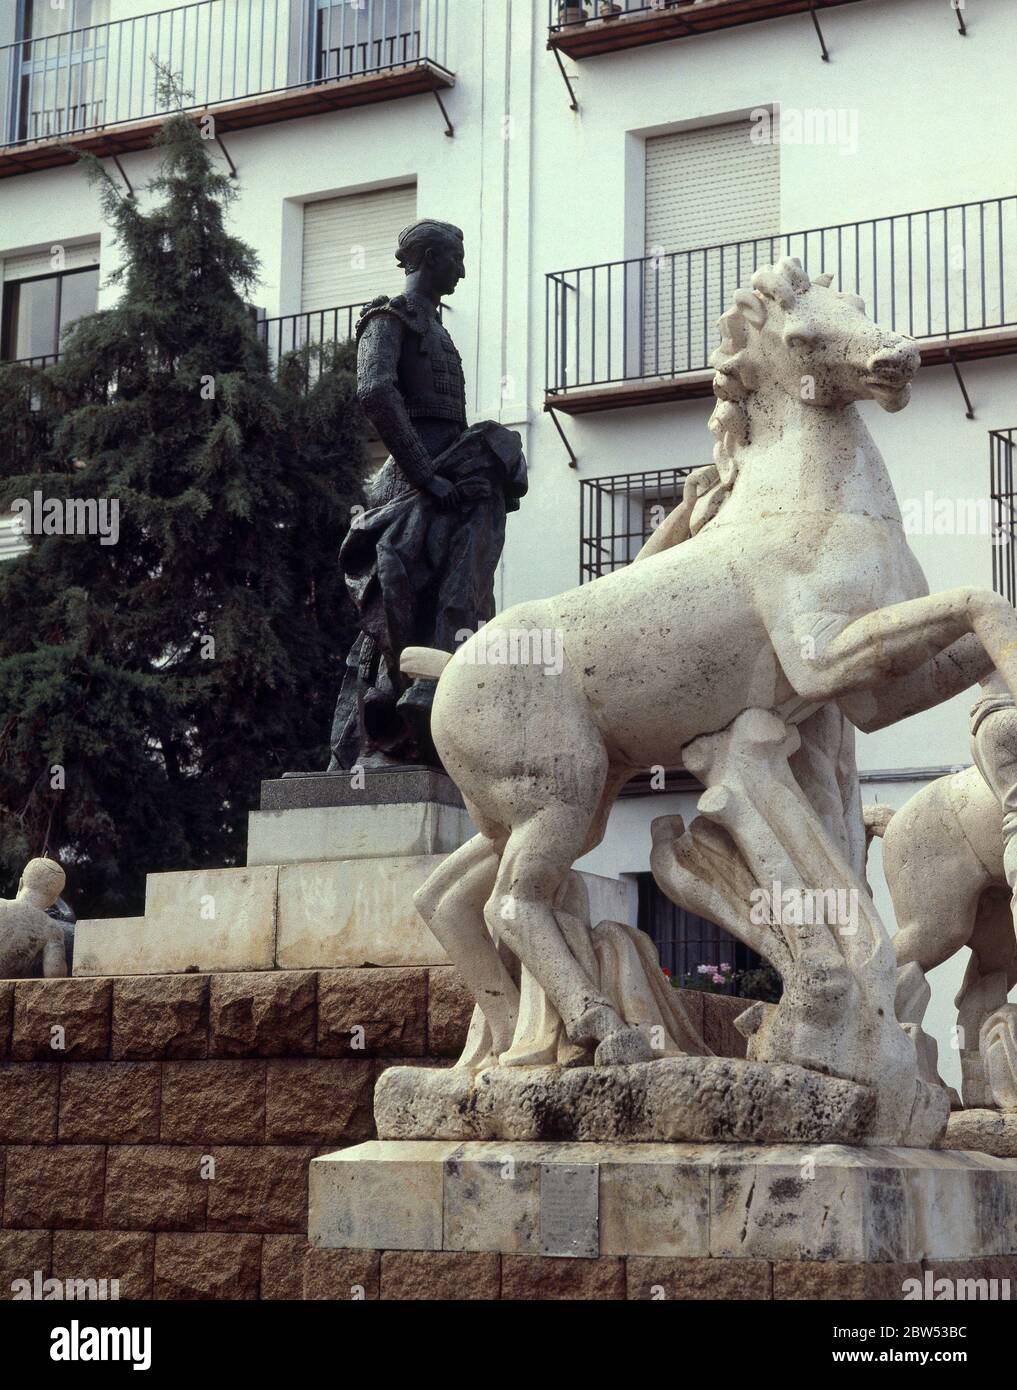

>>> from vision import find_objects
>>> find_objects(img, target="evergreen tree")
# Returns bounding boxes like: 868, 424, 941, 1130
0, 107, 367, 918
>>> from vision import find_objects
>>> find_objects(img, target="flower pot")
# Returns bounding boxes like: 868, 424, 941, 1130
600, 2, 624, 18
560, 4, 588, 25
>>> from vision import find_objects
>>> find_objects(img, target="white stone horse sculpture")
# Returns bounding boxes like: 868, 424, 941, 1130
409, 258, 1011, 1143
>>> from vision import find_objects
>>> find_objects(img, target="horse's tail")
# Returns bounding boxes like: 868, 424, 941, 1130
401, 646, 454, 680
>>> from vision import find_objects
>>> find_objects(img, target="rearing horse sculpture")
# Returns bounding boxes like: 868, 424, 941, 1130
411, 258, 1007, 1102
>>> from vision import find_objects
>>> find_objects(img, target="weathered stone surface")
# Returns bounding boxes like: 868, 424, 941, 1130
304, 1247, 381, 1301
0, 981, 14, 1060
161, 1060, 266, 1144
265, 1059, 373, 1145
74, 866, 278, 976
209, 971, 316, 1057
104, 1146, 207, 1231
276, 857, 451, 969
52, 1231, 155, 1302
374, 1057, 877, 1145
442, 1141, 714, 1258
942, 1109, 1017, 1157
380, 1250, 500, 1300
58, 1062, 160, 1143
310, 1141, 463, 1252
247, 801, 472, 867
313, 1139, 1017, 1263
206, 1146, 317, 1234
426, 967, 473, 1056
154, 1233, 261, 1300
11, 977, 111, 1061
261, 768, 464, 811
4, 1145, 105, 1229
772, 1259, 923, 1300
317, 968, 427, 1058
702, 993, 750, 1059
261, 1234, 307, 1301
0, 1230, 52, 1301
111, 975, 209, 1059
501, 1254, 625, 1300
0, 1062, 59, 1142
627, 1256, 772, 1300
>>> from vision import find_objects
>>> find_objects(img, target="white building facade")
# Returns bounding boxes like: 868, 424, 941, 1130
1, 0, 1015, 1082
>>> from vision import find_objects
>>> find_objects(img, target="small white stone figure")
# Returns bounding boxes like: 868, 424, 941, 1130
0, 858, 69, 979
874, 671, 1017, 1110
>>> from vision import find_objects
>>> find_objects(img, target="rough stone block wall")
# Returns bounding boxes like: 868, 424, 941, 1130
0, 972, 748, 1301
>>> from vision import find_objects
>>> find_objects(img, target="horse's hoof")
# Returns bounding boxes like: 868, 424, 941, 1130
593, 1027, 655, 1067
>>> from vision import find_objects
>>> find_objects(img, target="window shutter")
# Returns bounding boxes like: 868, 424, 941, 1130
645, 119, 779, 256
642, 120, 779, 375
3, 242, 100, 282
301, 185, 417, 313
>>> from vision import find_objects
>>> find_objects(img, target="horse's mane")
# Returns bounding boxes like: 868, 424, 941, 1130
679, 257, 840, 535
709, 257, 820, 463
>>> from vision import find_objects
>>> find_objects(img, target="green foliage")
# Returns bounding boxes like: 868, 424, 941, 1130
0, 110, 368, 917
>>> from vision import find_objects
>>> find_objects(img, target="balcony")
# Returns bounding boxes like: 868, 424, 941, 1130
546, 195, 1017, 416
258, 300, 366, 376
992, 428, 1017, 606
547, 0, 871, 61
0, 0, 453, 179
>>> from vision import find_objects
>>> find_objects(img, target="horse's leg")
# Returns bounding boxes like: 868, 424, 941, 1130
772, 587, 1017, 706
413, 833, 518, 1063
485, 804, 654, 1066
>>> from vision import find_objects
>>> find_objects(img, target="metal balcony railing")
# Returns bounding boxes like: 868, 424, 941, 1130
547, 195, 1017, 397
549, 0, 682, 31
991, 427, 1017, 607
0, 0, 449, 150
579, 465, 694, 582
258, 301, 366, 361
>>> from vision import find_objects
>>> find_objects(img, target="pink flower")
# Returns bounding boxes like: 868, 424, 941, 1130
696, 964, 713, 975
719, 963, 732, 973
712, 973, 725, 985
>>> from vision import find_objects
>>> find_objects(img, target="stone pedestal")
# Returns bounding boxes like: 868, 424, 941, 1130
309, 1139, 1017, 1265
71, 771, 638, 977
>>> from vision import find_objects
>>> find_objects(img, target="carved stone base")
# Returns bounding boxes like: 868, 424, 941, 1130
942, 1108, 1017, 1158
309, 1140, 1017, 1263
375, 1057, 895, 1146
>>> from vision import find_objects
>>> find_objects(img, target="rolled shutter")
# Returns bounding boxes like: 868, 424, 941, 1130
301, 184, 417, 313
643, 120, 779, 375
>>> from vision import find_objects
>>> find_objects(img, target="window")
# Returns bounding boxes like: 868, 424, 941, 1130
313, 0, 423, 80
579, 466, 695, 582
637, 874, 763, 986
301, 184, 417, 314
643, 118, 779, 375
14, 0, 109, 143
1, 246, 100, 364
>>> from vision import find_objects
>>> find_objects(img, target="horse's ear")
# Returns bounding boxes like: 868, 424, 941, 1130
734, 289, 767, 327
813, 272, 834, 288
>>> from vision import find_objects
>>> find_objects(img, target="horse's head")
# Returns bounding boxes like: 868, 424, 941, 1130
710, 257, 920, 432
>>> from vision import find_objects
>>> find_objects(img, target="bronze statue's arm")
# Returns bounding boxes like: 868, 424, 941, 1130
839, 632, 994, 733
357, 313, 435, 489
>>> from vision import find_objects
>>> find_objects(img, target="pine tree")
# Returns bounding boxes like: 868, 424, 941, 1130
0, 107, 367, 918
